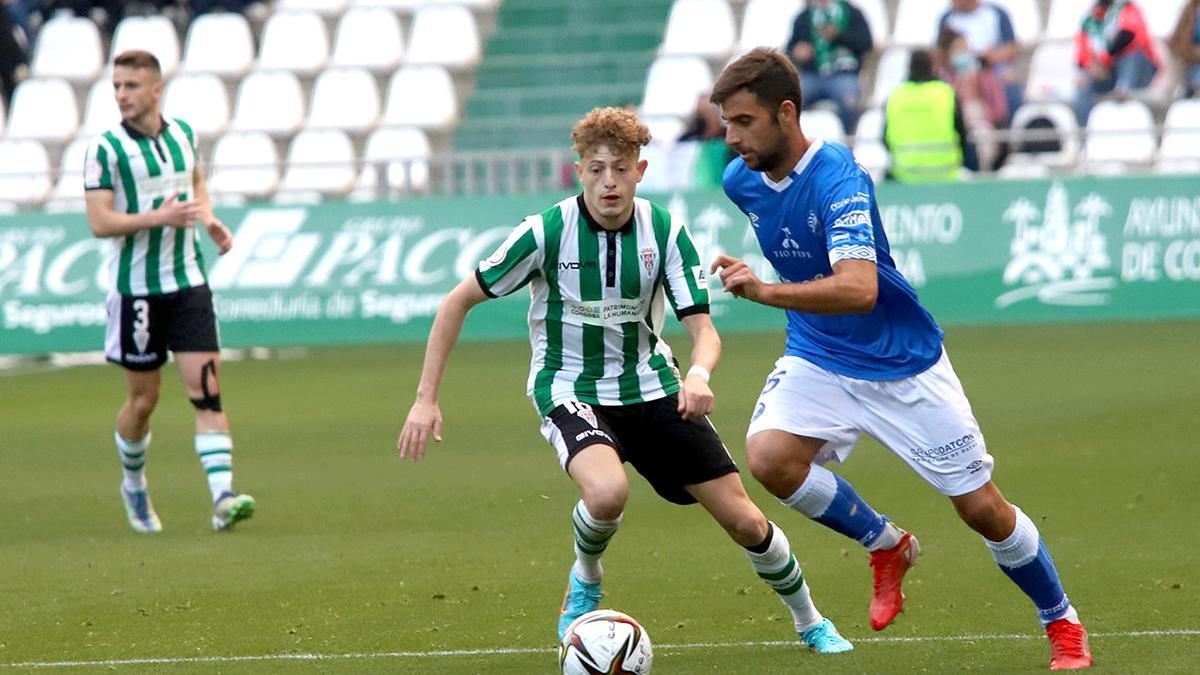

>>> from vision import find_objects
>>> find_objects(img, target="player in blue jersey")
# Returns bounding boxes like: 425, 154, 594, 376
706, 48, 1092, 671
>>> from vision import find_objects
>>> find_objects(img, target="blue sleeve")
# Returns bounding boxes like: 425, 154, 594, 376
996, 6, 1016, 44
821, 174, 877, 266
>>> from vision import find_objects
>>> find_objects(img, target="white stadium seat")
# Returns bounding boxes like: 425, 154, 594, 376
232, 71, 306, 136
642, 116, 687, 145
992, 0, 1042, 45
871, 46, 911, 107
852, 107, 889, 180
32, 13, 103, 82
1045, 0, 1092, 41
891, 0, 942, 47
996, 162, 1052, 179
641, 56, 713, 118
0, 139, 52, 205
82, 77, 120, 135
208, 131, 280, 199
274, 0, 350, 15
1084, 99, 1156, 167
257, 11, 329, 75
111, 15, 180, 77
331, 7, 406, 71
1009, 102, 1080, 169
856, 0, 891, 49
279, 129, 358, 196
1144, 0, 1188, 38
801, 109, 846, 144
182, 12, 255, 77
382, 66, 458, 129
1157, 99, 1200, 169
46, 137, 91, 211
660, 0, 736, 60
6, 78, 78, 142
357, 126, 432, 196
351, 0, 424, 10
1025, 41, 1077, 102
737, 0, 803, 52
164, 74, 231, 137
406, 5, 482, 69
307, 68, 381, 133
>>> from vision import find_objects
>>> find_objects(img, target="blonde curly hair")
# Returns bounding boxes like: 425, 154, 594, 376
571, 107, 651, 159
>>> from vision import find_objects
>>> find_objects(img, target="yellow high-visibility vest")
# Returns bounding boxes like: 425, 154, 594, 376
884, 80, 963, 183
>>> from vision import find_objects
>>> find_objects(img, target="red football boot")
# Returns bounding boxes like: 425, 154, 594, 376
1047, 618, 1093, 670
868, 532, 920, 630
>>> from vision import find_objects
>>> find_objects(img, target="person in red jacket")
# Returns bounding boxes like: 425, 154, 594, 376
1073, 0, 1162, 123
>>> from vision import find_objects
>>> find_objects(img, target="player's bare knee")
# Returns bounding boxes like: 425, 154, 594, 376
746, 444, 807, 497
127, 388, 159, 419
582, 483, 627, 521
724, 508, 769, 547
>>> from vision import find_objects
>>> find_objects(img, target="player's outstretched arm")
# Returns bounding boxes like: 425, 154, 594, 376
397, 274, 490, 461
85, 189, 199, 238
677, 313, 720, 420
192, 164, 232, 255
711, 255, 878, 315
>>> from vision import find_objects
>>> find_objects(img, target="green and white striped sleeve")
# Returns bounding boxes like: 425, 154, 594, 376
661, 217, 710, 318
83, 136, 116, 192
475, 216, 542, 297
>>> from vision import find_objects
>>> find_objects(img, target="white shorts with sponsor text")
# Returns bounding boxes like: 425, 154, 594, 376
745, 349, 994, 496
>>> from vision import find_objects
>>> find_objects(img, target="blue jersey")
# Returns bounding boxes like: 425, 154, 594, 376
722, 139, 943, 380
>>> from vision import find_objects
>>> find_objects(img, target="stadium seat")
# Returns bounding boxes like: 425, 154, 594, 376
110, 15, 180, 77
801, 109, 846, 144
208, 131, 280, 199
31, 12, 103, 83
350, 0, 424, 11
331, 7, 405, 71
996, 162, 1052, 179
231, 71, 306, 136
1156, 99, 1200, 169
181, 12, 255, 77
1025, 41, 1077, 102
0, 139, 52, 205
660, 0, 736, 60
357, 126, 432, 196
274, 0, 350, 15
855, 0, 891, 49
164, 74, 230, 138
642, 116, 687, 145
382, 66, 458, 129
737, 0, 803, 52
6, 78, 78, 143
257, 11, 330, 75
442, 0, 499, 8
1144, 0, 1188, 37
1009, 101, 1080, 168
871, 46, 911, 107
45, 137, 90, 212
641, 56, 714, 118
406, 5, 482, 69
1084, 99, 1156, 167
307, 68, 381, 133
992, 0, 1042, 45
852, 107, 889, 179
82, 77, 120, 135
1045, 0, 1092, 41
279, 129, 358, 196
891, 0, 942, 47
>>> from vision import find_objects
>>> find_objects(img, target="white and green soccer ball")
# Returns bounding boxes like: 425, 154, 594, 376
559, 609, 653, 674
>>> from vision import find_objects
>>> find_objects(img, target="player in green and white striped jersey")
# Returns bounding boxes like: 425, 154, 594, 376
84, 50, 254, 534
398, 108, 852, 654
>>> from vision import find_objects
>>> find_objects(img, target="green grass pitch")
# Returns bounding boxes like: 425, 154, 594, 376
2, 321, 1198, 673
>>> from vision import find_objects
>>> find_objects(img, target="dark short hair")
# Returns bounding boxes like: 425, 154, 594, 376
710, 47, 802, 117
936, 25, 963, 52
113, 50, 162, 77
908, 49, 935, 81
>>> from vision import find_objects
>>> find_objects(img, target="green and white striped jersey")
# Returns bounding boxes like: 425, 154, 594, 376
476, 195, 710, 416
84, 117, 208, 297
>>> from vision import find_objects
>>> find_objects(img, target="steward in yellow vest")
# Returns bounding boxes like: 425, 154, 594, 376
883, 50, 966, 183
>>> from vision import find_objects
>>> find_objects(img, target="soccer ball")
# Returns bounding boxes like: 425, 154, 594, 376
559, 609, 653, 674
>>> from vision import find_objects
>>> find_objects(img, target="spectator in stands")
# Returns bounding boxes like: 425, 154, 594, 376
883, 50, 968, 182
937, 0, 1022, 123
1170, 0, 1200, 97
784, 0, 873, 134
1074, 0, 1162, 123
935, 26, 1006, 170
0, 1, 28, 108
4, 0, 37, 46
678, 93, 733, 188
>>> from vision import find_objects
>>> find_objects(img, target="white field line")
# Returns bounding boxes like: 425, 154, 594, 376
2, 629, 1197, 669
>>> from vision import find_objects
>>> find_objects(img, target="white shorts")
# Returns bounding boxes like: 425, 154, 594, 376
746, 349, 994, 497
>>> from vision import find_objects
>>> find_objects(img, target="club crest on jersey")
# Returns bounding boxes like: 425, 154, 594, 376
482, 240, 511, 269
640, 247, 656, 277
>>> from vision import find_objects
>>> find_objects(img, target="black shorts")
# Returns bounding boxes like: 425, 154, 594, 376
105, 285, 220, 371
542, 397, 738, 505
